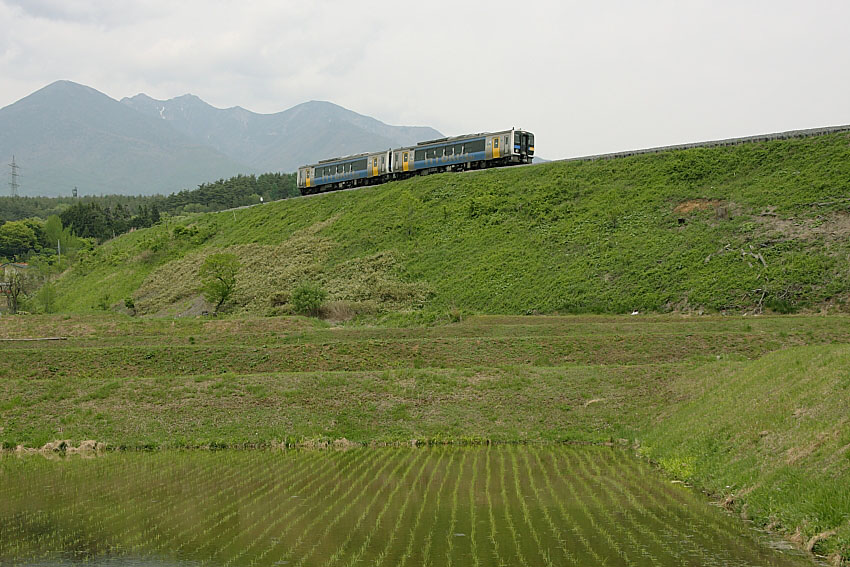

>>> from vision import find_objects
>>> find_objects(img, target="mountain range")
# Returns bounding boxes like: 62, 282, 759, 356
0, 81, 443, 197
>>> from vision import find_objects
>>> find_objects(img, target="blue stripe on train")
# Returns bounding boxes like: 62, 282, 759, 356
313, 171, 368, 186
414, 150, 486, 171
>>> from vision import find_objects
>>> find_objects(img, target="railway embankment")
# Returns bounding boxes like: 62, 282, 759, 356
50, 129, 850, 318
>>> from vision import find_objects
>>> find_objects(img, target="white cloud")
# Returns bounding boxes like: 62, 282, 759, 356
1, 0, 850, 160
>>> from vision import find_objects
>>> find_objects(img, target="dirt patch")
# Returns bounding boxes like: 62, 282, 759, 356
757, 211, 850, 242
176, 296, 214, 318
674, 199, 724, 214
3, 440, 107, 455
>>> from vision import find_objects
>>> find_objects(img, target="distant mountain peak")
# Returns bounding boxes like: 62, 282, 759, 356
1, 81, 443, 196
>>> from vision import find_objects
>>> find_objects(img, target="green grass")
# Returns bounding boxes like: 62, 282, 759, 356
640, 343, 850, 561
47, 132, 850, 316
1, 313, 849, 561
8, 132, 850, 563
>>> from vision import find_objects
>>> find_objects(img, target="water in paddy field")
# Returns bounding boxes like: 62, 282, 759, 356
0, 446, 813, 567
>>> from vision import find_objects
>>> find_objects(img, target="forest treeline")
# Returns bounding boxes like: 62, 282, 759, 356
0, 172, 298, 224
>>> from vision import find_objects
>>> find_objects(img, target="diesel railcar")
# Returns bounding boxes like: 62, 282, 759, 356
297, 128, 534, 195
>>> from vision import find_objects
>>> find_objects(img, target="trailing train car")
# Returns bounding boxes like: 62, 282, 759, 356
298, 128, 533, 195
299, 149, 390, 193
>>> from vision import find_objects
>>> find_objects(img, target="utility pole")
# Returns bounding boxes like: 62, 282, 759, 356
9, 156, 21, 196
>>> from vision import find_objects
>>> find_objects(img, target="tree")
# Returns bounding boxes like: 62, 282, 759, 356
5, 271, 29, 314
36, 282, 57, 313
0, 221, 38, 259
60, 202, 110, 241
198, 253, 240, 313
44, 215, 80, 263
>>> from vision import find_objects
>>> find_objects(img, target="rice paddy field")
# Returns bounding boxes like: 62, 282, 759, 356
1, 312, 849, 564
0, 446, 816, 567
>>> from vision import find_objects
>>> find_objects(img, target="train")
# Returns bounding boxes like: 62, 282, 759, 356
297, 128, 534, 195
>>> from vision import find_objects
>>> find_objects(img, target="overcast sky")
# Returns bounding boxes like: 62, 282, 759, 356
2, 0, 849, 160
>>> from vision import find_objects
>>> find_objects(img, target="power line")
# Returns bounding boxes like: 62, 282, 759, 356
9, 155, 21, 197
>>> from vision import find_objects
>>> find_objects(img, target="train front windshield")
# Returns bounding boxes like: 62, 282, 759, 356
516, 132, 534, 156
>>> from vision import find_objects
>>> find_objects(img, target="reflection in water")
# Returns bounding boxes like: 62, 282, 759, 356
0, 446, 812, 567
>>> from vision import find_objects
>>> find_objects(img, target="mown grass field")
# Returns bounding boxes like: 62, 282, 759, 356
1, 313, 848, 561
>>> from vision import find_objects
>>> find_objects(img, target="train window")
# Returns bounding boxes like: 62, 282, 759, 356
465, 139, 485, 153
446, 146, 454, 156
494, 138, 499, 148
403, 153, 408, 162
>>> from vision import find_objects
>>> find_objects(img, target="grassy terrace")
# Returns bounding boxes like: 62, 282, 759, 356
1, 313, 848, 560
2, 313, 848, 448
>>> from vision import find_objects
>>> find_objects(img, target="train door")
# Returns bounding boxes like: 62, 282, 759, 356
371, 157, 379, 177
493, 136, 500, 159
305, 169, 311, 188
403, 151, 410, 172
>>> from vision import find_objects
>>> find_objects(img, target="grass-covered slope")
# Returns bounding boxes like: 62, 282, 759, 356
640, 344, 850, 562
54, 131, 850, 315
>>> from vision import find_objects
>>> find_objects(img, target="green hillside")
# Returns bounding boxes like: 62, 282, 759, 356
641, 344, 850, 560
53, 131, 850, 316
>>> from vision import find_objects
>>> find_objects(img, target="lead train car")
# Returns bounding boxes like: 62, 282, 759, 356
297, 128, 534, 195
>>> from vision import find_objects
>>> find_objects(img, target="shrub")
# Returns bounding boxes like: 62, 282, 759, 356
198, 253, 241, 313
291, 282, 327, 317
